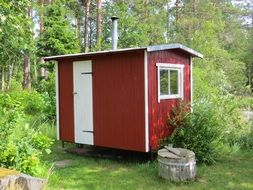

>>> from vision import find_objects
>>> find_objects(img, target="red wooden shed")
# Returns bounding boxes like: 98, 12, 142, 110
44, 44, 203, 152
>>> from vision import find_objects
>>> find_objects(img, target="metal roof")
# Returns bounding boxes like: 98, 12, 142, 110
44, 43, 203, 61
147, 44, 203, 58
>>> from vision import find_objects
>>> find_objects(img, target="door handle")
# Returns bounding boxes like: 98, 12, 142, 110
73, 92, 77, 95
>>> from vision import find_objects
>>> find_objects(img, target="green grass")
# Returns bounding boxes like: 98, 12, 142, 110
42, 142, 253, 190
235, 96, 253, 110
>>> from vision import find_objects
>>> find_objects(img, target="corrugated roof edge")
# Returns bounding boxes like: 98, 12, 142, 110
44, 43, 203, 61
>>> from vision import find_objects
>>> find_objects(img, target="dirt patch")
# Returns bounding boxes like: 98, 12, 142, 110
65, 146, 152, 162
54, 160, 73, 168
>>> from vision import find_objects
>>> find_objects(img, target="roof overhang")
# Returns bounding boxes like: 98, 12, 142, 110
44, 43, 203, 61
147, 43, 203, 58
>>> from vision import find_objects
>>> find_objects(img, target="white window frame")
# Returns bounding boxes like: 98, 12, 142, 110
156, 63, 184, 103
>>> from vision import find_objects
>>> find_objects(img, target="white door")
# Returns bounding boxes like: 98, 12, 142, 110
73, 60, 94, 145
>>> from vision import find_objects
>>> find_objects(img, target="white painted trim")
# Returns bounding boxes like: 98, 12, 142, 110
157, 63, 184, 103
157, 63, 161, 103
144, 50, 149, 152
181, 66, 184, 99
156, 63, 184, 69
190, 57, 193, 111
55, 62, 60, 140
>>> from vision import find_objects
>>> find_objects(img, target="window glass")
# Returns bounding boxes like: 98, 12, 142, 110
170, 70, 178, 95
160, 69, 168, 95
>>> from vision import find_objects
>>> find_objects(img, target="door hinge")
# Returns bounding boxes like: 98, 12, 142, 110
82, 130, 93, 133
81, 72, 93, 75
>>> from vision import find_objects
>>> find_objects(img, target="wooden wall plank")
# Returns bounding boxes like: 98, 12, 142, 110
148, 49, 191, 150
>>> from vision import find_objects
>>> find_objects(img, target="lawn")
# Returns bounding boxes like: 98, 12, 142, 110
43, 142, 253, 190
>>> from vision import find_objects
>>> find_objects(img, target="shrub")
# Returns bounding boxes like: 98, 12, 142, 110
0, 112, 53, 175
164, 94, 253, 164
0, 91, 54, 175
35, 72, 56, 121
224, 118, 253, 151
236, 134, 253, 150
166, 101, 222, 164
0, 89, 55, 124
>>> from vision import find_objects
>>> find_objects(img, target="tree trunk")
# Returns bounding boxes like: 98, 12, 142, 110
192, 0, 196, 16
84, 0, 91, 52
1, 67, 5, 91
96, 0, 102, 50
23, 52, 31, 90
6, 63, 14, 90
76, 0, 82, 47
39, 0, 45, 78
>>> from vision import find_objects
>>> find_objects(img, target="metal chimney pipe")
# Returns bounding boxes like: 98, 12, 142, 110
111, 16, 118, 50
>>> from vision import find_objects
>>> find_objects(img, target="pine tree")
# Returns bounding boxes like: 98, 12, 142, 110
37, 0, 80, 56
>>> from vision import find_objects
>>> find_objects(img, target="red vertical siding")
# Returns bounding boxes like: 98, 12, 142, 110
58, 60, 75, 142
92, 51, 146, 152
148, 50, 191, 150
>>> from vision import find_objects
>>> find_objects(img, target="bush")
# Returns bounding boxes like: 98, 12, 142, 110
236, 134, 253, 150
0, 89, 55, 124
0, 91, 54, 175
164, 94, 252, 164
0, 117, 53, 175
166, 101, 222, 164
224, 118, 253, 151
35, 72, 56, 121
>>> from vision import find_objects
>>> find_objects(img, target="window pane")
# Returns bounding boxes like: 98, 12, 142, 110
160, 70, 168, 95
170, 70, 178, 95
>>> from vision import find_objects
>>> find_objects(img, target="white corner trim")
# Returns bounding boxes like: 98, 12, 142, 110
157, 63, 184, 103
190, 57, 193, 111
144, 50, 149, 152
55, 62, 60, 140
157, 64, 161, 103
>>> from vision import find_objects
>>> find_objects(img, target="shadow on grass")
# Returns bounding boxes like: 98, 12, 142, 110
65, 144, 156, 163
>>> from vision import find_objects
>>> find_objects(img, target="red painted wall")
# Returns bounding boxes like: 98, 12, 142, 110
58, 59, 75, 142
92, 51, 146, 152
57, 48, 192, 152
148, 49, 191, 150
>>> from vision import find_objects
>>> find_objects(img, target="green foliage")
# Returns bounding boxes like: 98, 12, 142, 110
101, 0, 167, 50
0, 119, 53, 175
0, 90, 53, 122
235, 96, 253, 110
166, 101, 222, 164
171, 0, 252, 94
0, 91, 53, 175
165, 93, 252, 164
229, 132, 253, 151
37, 0, 80, 56
35, 72, 56, 121
0, 0, 33, 59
